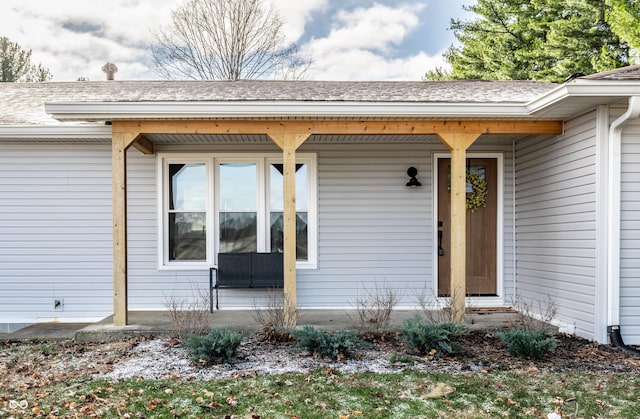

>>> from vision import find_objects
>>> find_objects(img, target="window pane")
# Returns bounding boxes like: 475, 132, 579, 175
220, 163, 257, 211
270, 212, 308, 260
169, 213, 206, 261
270, 163, 307, 211
220, 212, 257, 253
169, 164, 206, 211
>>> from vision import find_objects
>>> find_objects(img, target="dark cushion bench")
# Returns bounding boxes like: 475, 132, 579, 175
209, 252, 284, 311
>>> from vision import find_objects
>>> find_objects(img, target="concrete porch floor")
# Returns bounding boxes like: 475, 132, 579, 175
1, 308, 531, 342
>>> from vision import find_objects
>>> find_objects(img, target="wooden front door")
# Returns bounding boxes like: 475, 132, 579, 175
438, 158, 498, 296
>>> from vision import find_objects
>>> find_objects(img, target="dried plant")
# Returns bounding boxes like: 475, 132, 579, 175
163, 284, 211, 337
417, 289, 481, 325
511, 295, 558, 332
252, 289, 299, 329
349, 283, 400, 333
417, 289, 452, 324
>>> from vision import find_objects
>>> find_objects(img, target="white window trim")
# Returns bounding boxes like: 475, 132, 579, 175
157, 152, 317, 270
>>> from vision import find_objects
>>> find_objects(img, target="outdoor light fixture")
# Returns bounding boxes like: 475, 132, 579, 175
406, 166, 422, 187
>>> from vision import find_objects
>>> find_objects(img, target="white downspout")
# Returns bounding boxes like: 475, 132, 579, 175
607, 96, 640, 328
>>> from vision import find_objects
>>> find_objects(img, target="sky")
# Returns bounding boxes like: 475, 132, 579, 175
1, 0, 474, 82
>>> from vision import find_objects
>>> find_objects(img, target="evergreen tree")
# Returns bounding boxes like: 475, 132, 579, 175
427, 0, 630, 82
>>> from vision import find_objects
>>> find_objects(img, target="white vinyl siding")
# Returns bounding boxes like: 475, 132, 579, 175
0, 139, 517, 326
515, 111, 598, 339
0, 144, 113, 327
619, 118, 640, 344
298, 145, 432, 307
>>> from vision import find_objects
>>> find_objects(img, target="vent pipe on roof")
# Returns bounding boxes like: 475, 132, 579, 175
102, 62, 118, 80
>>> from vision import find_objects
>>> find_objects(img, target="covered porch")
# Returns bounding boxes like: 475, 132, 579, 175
109, 119, 563, 327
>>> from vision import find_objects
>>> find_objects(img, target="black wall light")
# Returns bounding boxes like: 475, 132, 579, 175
406, 166, 422, 187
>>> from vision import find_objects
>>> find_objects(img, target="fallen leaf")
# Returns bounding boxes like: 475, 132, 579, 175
353, 410, 363, 416
422, 383, 455, 399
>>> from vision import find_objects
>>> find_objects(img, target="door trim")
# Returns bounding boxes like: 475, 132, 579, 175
432, 152, 505, 306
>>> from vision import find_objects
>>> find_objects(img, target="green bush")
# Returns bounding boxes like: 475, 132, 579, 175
497, 329, 558, 359
291, 325, 362, 359
184, 327, 243, 365
398, 316, 465, 355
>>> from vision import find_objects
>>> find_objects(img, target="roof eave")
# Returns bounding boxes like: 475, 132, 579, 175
527, 80, 640, 115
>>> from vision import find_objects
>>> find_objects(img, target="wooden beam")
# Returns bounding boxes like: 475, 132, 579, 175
112, 131, 139, 327
268, 133, 310, 327
131, 135, 154, 155
112, 119, 563, 136
437, 133, 481, 323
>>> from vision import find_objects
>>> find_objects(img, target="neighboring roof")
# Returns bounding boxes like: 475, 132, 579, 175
581, 64, 640, 80
0, 80, 555, 125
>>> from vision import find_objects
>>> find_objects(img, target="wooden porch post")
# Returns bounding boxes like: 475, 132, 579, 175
437, 133, 481, 323
268, 133, 310, 327
111, 131, 142, 326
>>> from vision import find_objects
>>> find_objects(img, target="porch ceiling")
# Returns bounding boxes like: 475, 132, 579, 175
143, 132, 533, 145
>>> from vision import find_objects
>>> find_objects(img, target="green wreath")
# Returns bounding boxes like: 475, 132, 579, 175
466, 172, 488, 211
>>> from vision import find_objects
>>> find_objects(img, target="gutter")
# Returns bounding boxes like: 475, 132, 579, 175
44, 101, 532, 121
607, 96, 640, 350
0, 125, 111, 139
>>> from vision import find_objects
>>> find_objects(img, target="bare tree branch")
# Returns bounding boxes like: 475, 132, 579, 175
150, 0, 310, 80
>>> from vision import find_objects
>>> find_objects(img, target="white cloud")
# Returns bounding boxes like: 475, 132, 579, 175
302, 2, 443, 80
273, 0, 329, 43
0, 0, 454, 82
2, 0, 178, 80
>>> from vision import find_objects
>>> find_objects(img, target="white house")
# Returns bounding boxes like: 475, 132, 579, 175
1, 65, 640, 345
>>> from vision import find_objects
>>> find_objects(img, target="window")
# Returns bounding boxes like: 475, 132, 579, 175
165, 161, 209, 264
159, 153, 316, 269
268, 162, 308, 260
218, 162, 258, 253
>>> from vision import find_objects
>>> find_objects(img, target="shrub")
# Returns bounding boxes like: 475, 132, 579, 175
291, 325, 363, 360
349, 283, 400, 333
398, 316, 465, 355
510, 295, 558, 332
252, 289, 299, 329
184, 328, 243, 365
498, 329, 558, 359
163, 285, 211, 337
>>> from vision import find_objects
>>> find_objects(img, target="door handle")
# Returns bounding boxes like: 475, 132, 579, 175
438, 221, 444, 256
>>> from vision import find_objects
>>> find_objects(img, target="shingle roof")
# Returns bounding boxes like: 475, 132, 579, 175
0, 80, 556, 125
581, 64, 640, 80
